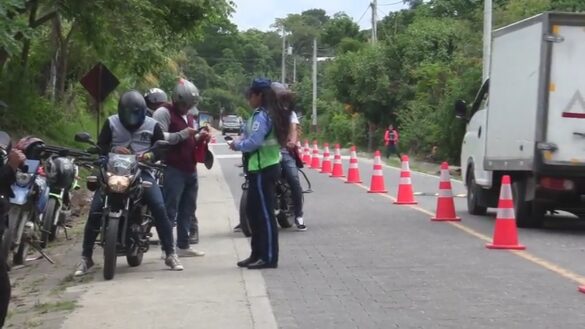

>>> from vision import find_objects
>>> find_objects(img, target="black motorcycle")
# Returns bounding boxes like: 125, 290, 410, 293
227, 137, 313, 237
74, 132, 169, 280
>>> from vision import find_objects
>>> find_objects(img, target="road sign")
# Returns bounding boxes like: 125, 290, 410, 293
80, 63, 119, 137
80, 63, 119, 103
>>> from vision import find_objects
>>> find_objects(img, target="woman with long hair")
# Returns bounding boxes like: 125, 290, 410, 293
229, 78, 290, 269
271, 82, 306, 231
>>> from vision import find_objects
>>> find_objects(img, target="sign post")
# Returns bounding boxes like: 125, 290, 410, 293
80, 63, 119, 137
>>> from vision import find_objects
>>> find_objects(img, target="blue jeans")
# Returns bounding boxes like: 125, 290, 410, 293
281, 152, 303, 218
82, 172, 175, 258
163, 166, 198, 249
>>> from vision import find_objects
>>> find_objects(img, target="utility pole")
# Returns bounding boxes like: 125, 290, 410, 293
371, 0, 378, 44
293, 56, 297, 84
281, 26, 286, 84
482, 0, 492, 82
312, 38, 317, 131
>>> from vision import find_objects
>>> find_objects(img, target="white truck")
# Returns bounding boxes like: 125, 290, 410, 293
455, 12, 585, 227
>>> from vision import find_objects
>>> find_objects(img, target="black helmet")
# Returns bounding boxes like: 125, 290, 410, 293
118, 90, 147, 131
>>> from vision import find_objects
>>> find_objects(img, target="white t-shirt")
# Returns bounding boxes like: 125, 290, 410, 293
290, 111, 299, 125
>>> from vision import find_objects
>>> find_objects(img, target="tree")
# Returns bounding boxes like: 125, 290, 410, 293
321, 12, 361, 49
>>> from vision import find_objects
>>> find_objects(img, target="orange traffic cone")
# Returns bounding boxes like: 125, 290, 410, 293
310, 140, 321, 170
431, 162, 460, 221
320, 144, 332, 174
486, 175, 525, 250
330, 144, 345, 178
394, 155, 417, 205
302, 140, 311, 165
345, 146, 362, 184
368, 151, 387, 193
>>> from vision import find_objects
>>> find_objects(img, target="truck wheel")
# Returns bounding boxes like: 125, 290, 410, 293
512, 179, 541, 228
467, 169, 487, 215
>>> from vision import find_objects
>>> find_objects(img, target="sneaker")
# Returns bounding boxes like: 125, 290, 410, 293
177, 247, 206, 257
165, 254, 184, 271
295, 217, 307, 231
74, 257, 94, 277
233, 224, 241, 232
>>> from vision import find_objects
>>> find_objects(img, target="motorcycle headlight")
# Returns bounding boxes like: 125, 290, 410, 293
16, 172, 33, 187
107, 175, 131, 193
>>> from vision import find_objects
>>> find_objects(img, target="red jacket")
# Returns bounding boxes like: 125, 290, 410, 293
384, 129, 399, 146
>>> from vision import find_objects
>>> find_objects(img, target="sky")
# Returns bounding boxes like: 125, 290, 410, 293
230, 0, 409, 32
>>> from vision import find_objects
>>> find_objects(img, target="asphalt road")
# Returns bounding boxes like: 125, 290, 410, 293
214, 139, 585, 329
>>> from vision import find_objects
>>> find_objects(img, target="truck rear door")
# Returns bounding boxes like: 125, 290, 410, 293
546, 23, 585, 165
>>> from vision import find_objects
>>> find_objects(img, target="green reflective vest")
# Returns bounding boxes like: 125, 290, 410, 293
246, 110, 281, 172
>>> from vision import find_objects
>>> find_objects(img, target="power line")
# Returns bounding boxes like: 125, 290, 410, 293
379, 0, 404, 6
356, 4, 371, 24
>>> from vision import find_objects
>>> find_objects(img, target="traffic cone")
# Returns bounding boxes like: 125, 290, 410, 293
394, 155, 417, 205
310, 140, 321, 170
330, 144, 345, 178
345, 146, 362, 184
320, 144, 332, 174
302, 140, 311, 165
431, 162, 460, 221
486, 175, 525, 250
368, 151, 387, 193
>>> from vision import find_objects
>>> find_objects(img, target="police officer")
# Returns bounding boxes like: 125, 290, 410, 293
74, 90, 183, 276
229, 78, 290, 269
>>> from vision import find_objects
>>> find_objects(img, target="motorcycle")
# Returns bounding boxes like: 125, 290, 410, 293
74, 132, 169, 280
226, 136, 313, 237
0, 137, 53, 268
40, 146, 91, 247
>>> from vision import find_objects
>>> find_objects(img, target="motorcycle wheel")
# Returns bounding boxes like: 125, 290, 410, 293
13, 241, 29, 266
126, 249, 143, 267
103, 218, 119, 281
239, 190, 252, 237
276, 188, 294, 229
41, 198, 57, 248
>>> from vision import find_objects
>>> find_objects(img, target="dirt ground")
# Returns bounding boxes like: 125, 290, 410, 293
4, 190, 93, 329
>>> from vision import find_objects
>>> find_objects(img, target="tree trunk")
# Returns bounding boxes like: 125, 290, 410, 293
367, 121, 376, 152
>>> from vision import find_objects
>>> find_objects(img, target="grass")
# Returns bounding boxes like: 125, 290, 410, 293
33, 300, 78, 314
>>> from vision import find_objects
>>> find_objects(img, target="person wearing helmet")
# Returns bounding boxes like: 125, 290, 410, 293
144, 88, 168, 117
74, 90, 184, 276
271, 82, 306, 231
152, 78, 208, 257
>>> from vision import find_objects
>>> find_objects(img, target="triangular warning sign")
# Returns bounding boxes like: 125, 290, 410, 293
562, 90, 585, 118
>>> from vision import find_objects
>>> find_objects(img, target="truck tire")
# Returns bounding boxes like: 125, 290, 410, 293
466, 168, 487, 215
512, 179, 542, 228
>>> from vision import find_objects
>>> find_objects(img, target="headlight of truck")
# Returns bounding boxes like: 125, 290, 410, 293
107, 175, 131, 193
15, 172, 33, 187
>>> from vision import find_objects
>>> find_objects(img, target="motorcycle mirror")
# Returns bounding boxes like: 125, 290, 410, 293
74, 132, 94, 144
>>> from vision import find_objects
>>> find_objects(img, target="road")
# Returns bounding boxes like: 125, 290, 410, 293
216, 140, 585, 329
56, 136, 585, 329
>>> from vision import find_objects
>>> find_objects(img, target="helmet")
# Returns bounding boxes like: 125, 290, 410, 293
144, 88, 168, 110
270, 82, 289, 95
172, 79, 200, 115
15, 136, 45, 160
45, 156, 76, 189
118, 90, 147, 131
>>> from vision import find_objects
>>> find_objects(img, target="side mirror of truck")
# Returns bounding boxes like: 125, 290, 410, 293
454, 100, 468, 121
